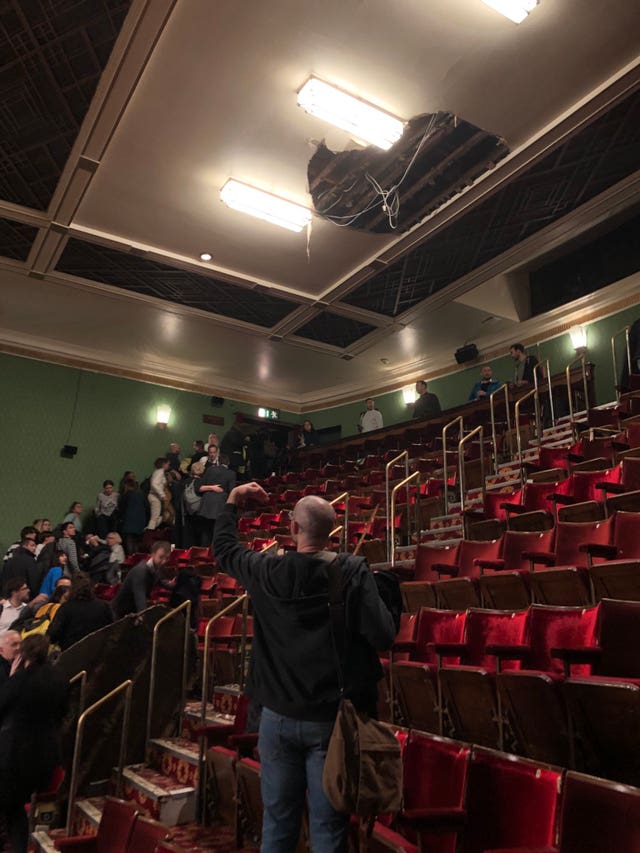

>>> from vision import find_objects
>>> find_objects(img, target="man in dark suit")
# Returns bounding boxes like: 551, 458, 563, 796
196, 450, 237, 547
413, 379, 441, 420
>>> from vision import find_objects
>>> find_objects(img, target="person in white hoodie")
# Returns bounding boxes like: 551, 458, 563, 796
359, 397, 383, 433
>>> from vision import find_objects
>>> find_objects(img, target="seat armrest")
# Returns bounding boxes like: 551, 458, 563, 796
433, 642, 466, 657
486, 643, 531, 663
578, 542, 618, 559
433, 563, 458, 577
567, 452, 585, 463
391, 640, 417, 653
227, 732, 259, 753
402, 806, 466, 831
54, 839, 97, 852
477, 558, 506, 573
548, 493, 579, 506
522, 550, 555, 567
596, 482, 625, 494
551, 645, 601, 677
501, 502, 525, 514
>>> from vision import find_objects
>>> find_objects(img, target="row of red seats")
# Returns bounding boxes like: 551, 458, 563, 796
368, 730, 639, 853
391, 600, 640, 782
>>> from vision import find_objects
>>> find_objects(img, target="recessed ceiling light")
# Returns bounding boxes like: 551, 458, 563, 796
200, 252, 212, 261
220, 179, 312, 233
297, 76, 404, 151
480, 0, 538, 24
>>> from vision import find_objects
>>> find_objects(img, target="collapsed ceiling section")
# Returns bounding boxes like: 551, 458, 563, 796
307, 112, 509, 234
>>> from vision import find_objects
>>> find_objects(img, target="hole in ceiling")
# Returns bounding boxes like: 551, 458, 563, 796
307, 111, 509, 234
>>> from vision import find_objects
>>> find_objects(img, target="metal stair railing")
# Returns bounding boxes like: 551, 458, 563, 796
515, 387, 539, 486
66, 679, 133, 835
533, 359, 555, 430
489, 384, 511, 474
457, 425, 486, 519
390, 471, 420, 568
385, 451, 409, 561
145, 599, 192, 758
329, 492, 350, 552
565, 353, 590, 436
442, 416, 464, 514
611, 325, 631, 401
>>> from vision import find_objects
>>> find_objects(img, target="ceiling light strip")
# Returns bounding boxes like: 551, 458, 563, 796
219, 179, 312, 232
481, 0, 538, 23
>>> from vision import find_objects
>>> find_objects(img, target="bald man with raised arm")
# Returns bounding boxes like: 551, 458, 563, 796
213, 482, 397, 853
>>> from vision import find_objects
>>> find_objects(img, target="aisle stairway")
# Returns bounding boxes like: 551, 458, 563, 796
32, 687, 255, 853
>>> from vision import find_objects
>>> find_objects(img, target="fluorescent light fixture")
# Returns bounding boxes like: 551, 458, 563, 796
569, 325, 588, 350
402, 386, 417, 405
156, 404, 171, 428
297, 76, 404, 151
481, 0, 538, 23
220, 179, 311, 232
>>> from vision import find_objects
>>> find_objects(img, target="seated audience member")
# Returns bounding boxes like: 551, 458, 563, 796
0, 578, 30, 638
2, 538, 42, 598
413, 379, 442, 420
33, 551, 70, 609
57, 521, 80, 572
94, 480, 118, 538
509, 342, 538, 387
204, 442, 221, 469
105, 532, 125, 582
83, 534, 112, 584
204, 432, 219, 453
111, 541, 172, 619
0, 634, 68, 853
0, 630, 21, 685
468, 364, 503, 401
63, 501, 84, 533
3, 526, 37, 564
298, 419, 319, 448
35, 530, 55, 558
48, 572, 113, 652
190, 439, 207, 465
359, 397, 384, 433
35, 579, 71, 623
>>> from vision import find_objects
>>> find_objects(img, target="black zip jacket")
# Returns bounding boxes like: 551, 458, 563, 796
213, 503, 397, 720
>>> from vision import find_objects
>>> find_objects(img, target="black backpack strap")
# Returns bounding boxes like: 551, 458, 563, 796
324, 552, 347, 695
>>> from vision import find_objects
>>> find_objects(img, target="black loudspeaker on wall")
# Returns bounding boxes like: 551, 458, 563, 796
455, 343, 479, 364
210, 396, 225, 407
60, 445, 78, 459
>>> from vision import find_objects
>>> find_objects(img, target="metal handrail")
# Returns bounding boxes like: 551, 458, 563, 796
489, 384, 511, 473
66, 679, 133, 835
458, 425, 486, 517
611, 326, 631, 401
330, 492, 349, 552
390, 471, 420, 568
385, 451, 409, 560
565, 353, 589, 429
198, 593, 249, 821
442, 416, 464, 514
515, 388, 539, 486
69, 670, 87, 718
145, 599, 191, 757
533, 359, 555, 430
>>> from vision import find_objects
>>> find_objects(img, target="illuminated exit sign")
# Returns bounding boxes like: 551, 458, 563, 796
258, 407, 279, 420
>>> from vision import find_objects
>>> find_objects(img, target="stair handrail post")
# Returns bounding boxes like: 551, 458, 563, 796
489, 384, 510, 474
329, 491, 350, 552
565, 353, 588, 437
198, 593, 249, 823
442, 416, 464, 514
532, 362, 546, 441
391, 471, 420, 568
611, 325, 631, 402
385, 452, 408, 561
68, 669, 88, 718
145, 599, 192, 759
515, 388, 538, 487
66, 679, 133, 836
457, 425, 485, 518
238, 593, 250, 693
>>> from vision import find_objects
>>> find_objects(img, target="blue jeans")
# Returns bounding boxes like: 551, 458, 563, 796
258, 707, 348, 852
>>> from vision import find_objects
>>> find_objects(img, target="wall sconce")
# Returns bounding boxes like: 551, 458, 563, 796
156, 404, 171, 429
569, 325, 587, 352
402, 386, 417, 405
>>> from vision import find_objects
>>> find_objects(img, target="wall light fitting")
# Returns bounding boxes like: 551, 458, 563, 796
569, 325, 588, 351
481, 0, 538, 24
156, 404, 171, 429
220, 179, 312, 233
297, 76, 404, 151
402, 386, 417, 405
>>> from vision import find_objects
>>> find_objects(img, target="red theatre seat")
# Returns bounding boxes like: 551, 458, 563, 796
54, 797, 138, 852
124, 816, 169, 853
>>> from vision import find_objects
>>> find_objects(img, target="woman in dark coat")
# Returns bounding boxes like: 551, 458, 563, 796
119, 476, 147, 555
0, 635, 68, 852
48, 572, 113, 651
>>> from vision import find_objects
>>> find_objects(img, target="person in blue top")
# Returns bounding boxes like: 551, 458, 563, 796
468, 365, 503, 401
31, 551, 69, 610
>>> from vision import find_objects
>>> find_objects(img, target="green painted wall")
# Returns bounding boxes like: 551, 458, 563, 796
0, 353, 298, 553
1, 299, 638, 552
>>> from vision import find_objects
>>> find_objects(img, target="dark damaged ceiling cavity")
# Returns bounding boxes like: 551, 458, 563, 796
307, 112, 509, 234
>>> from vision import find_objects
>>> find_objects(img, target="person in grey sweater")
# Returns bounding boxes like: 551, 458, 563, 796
95, 480, 118, 538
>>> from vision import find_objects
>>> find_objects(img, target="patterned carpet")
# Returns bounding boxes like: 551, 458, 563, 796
168, 821, 258, 851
